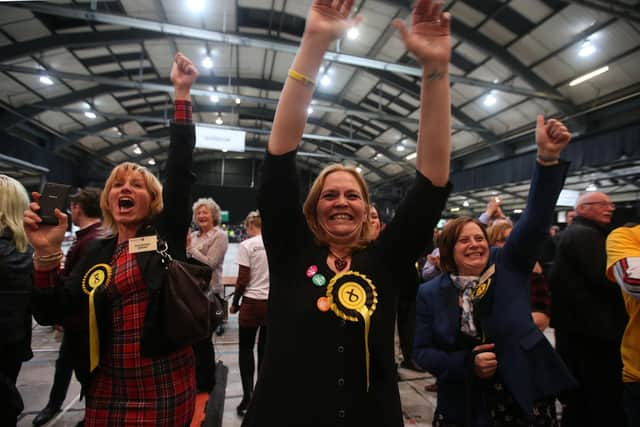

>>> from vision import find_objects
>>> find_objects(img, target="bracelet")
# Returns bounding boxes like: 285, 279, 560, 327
33, 251, 64, 263
536, 155, 560, 166
288, 69, 315, 86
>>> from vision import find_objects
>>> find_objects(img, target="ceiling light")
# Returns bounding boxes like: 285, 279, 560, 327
347, 27, 359, 40
215, 115, 223, 125
513, 209, 523, 214
84, 111, 96, 119
202, 56, 213, 69
483, 94, 497, 107
133, 145, 142, 155
356, 166, 362, 173
569, 66, 609, 87
40, 75, 53, 85
147, 158, 156, 165
578, 40, 595, 57
462, 200, 469, 207
307, 106, 314, 115
450, 207, 460, 212
396, 145, 405, 152
187, 0, 204, 13
210, 94, 219, 103
235, 97, 241, 104
405, 152, 416, 160
586, 183, 597, 191
320, 75, 331, 87
222, 148, 228, 153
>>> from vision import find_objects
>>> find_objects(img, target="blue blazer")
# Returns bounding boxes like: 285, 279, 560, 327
414, 162, 577, 424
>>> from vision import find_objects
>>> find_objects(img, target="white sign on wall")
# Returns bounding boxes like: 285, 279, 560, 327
195, 124, 246, 152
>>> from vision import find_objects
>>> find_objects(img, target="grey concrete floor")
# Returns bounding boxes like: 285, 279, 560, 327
17, 315, 438, 427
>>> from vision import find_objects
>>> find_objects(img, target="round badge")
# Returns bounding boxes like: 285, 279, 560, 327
306, 265, 318, 278
81, 263, 113, 296
326, 271, 377, 322
317, 296, 330, 312
312, 273, 326, 287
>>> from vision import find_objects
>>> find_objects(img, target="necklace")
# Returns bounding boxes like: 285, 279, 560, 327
329, 249, 350, 271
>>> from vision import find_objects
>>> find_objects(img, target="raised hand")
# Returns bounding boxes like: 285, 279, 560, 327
306, 0, 362, 41
23, 192, 67, 255
535, 115, 571, 160
171, 53, 199, 99
393, 0, 451, 66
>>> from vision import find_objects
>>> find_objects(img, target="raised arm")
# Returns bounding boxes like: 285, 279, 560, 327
268, 0, 361, 155
393, 0, 451, 186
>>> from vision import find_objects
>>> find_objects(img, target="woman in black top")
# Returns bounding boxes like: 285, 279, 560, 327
243, 1, 452, 426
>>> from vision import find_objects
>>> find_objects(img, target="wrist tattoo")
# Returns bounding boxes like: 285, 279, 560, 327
426, 70, 445, 81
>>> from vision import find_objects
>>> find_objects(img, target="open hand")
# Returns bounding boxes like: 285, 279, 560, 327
306, 0, 363, 41
392, 0, 451, 66
535, 115, 571, 159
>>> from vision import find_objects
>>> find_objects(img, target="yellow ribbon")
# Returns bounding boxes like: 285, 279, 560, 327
327, 271, 378, 391
82, 264, 112, 373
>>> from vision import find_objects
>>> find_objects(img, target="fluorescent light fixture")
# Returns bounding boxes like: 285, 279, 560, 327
450, 207, 460, 212
215, 116, 223, 125
355, 166, 362, 173
483, 94, 497, 107
210, 94, 219, 103
320, 75, 331, 87
187, 0, 204, 13
202, 56, 213, 69
40, 75, 53, 85
235, 97, 241, 104
133, 145, 142, 155
462, 200, 469, 207
578, 40, 595, 57
513, 209, 523, 214
347, 27, 359, 40
569, 66, 609, 87
84, 111, 96, 119
307, 106, 314, 115
222, 148, 228, 153
147, 158, 156, 165
586, 183, 597, 191
405, 152, 417, 160
396, 145, 405, 152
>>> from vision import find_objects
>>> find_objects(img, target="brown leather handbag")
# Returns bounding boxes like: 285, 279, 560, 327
158, 242, 223, 347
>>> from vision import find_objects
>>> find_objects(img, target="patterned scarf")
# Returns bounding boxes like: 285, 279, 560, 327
450, 274, 480, 338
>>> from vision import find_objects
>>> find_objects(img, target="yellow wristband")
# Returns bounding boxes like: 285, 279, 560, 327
288, 69, 315, 86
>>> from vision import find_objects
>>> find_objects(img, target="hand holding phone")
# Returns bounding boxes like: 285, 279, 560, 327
38, 183, 72, 226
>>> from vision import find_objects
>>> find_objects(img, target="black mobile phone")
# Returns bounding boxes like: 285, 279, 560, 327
38, 183, 72, 225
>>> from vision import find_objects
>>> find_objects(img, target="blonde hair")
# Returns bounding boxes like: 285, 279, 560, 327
192, 198, 221, 226
302, 164, 372, 250
0, 175, 30, 252
100, 162, 163, 235
487, 220, 513, 246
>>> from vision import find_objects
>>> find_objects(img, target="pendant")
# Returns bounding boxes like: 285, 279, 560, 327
334, 257, 347, 271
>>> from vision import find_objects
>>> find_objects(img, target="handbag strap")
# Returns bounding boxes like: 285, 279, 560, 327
157, 239, 173, 264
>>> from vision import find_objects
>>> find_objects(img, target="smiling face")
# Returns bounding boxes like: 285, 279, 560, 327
369, 206, 381, 239
195, 205, 214, 232
106, 170, 153, 231
453, 222, 490, 276
315, 171, 368, 246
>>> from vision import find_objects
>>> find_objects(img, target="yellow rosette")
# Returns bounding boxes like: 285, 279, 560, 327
326, 270, 378, 390
82, 263, 112, 373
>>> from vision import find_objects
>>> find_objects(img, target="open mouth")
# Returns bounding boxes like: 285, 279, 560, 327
330, 213, 353, 221
118, 198, 135, 210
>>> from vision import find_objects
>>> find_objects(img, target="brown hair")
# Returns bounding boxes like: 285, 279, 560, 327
302, 164, 372, 250
100, 162, 163, 235
438, 216, 488, 274
486, 220, 513, 246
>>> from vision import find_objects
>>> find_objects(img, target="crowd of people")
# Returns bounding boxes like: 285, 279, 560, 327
0, 1, 637, 426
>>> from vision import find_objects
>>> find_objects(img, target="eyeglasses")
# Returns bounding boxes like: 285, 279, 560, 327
580, 201, 615, 209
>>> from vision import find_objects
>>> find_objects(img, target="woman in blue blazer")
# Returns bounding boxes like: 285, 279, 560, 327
414, 116, 577, 427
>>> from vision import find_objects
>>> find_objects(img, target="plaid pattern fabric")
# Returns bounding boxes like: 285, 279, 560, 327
85, 242, 195, 426
174, 100, 192, 124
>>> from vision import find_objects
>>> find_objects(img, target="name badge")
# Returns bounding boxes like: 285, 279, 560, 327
129, 235, 158, 254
